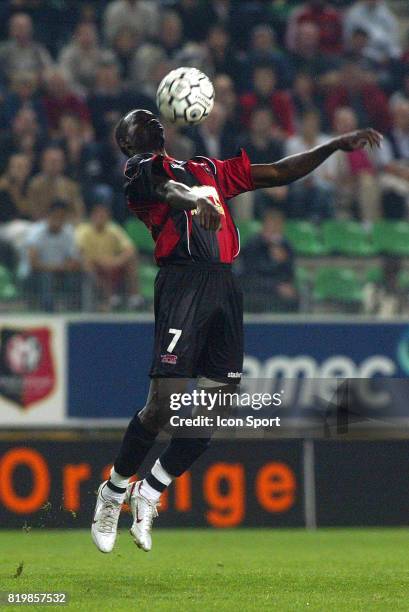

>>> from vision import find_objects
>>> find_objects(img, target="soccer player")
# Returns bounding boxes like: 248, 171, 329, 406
92, 109, 381, 553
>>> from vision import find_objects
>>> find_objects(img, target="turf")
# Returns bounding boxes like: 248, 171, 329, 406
1, 528, 409, 611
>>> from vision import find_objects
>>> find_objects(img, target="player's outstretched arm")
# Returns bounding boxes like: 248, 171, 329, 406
156, 180, 221, 231
250, 129, 383, 188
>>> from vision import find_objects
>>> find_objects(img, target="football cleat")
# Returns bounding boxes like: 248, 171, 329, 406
91, 481, 122, 553
126, 481, 159, 552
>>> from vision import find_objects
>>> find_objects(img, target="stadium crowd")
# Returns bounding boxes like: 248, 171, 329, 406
0, 0, 408, 313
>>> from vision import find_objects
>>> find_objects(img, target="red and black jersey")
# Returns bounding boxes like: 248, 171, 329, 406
124, 149, 254, 265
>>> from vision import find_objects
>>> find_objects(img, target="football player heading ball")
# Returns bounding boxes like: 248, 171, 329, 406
92, 91, 382, 553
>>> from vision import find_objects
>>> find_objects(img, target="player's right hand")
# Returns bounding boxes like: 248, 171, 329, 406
196, 197, 222, 231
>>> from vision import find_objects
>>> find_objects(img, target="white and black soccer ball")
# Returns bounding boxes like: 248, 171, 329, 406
156, 67, 215, 126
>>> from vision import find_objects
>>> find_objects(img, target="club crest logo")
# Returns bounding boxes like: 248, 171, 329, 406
0, 327, 55, 409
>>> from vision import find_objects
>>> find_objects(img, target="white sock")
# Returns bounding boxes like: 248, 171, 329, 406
140, 479, 162, 503
101, 482, 125, 504
109, 467, 130, 489
139, 460, 174, 503
151, 459, 173, 487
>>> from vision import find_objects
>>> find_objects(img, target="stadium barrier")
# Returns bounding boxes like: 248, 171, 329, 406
1, 315, 409, 528
0, 439, 408, 528
0, 314, 409, 426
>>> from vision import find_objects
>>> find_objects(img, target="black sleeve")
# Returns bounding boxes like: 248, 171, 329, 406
124, 154, 167, 203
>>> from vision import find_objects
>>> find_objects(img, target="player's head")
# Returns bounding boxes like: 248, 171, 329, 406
115, 109, 165, 157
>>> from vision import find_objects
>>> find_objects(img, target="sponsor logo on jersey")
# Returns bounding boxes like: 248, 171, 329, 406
161, 354, 178, 365
0, 327, 55, 409
227, 371, 242, 378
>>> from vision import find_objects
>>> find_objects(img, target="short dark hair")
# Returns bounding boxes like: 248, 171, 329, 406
49, 199, 68, 213
90, 201, 111, 215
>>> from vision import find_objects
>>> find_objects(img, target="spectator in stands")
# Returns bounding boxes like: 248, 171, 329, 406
191, 101, 238, 159
27, 146, 84, 222
241, 107, 284, 163
289, 21, 340, 82
325, 60, 391, 133
159, 10, 185, 58
245, 24, 293, 89
292, 72, 325, 126
205, 23, 243, 85
111, 26, 140, 84
286, 0, 343, 56
0, 71, 47, 130
329, 106, 381, 222
241, 107, 289, 217
240, 209, 298, 313
0, 107, 44, 174
346, 27, 373, 67
213, 74, 240, 127
88, 58, 153, 141
100, 121, 127, 190
376, 100, 409, 218
390, 71, 409, 107
75, 201, 142, 311
345, 0, 400, 62
0, 153, 33, 266
103, 0, 160, 44
42, 68, 91, 136
130, 43, 167, 94
286, 110, 334, 219
130, 11, 184, 90
52, 113, 103, 202
59, 22, 116, 94
0, 13, 52, 84
26, 200, 81, 311
240, 64, 295, 135
0, 153, 31, 221
402, 30, 409, 68
175, 0, 217, 42
346, 25, 401, 93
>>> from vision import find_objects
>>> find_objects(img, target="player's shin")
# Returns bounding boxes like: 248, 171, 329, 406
110, 412, 157, 485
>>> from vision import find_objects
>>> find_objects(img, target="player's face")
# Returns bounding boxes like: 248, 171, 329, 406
127, 110, 165, 154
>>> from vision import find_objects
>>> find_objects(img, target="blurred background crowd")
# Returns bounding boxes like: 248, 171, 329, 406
0, 0, 408, 314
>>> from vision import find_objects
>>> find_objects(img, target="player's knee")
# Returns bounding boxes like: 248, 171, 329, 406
138, 378, 190, 433
137, 401, 168, 434
197, 380, 240, 417
161, 437, 211, 477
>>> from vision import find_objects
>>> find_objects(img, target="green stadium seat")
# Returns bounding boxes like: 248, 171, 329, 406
365, 265, 384, 284
140, 264, 157, 300
125, 219, 154, 254
373, 221, 409, 256
398, 269, 409, 290
322, 220, 376, 256
313, 267, 362, 303
0, 264, 12, 289
294, 265, 310, 290
236, 219, 261, 247
284, 221, 326, 256
0, 283, 17, 300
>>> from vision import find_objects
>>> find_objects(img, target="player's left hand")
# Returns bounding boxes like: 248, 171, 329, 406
336, 129, 383, 152
196, 197, 222, 231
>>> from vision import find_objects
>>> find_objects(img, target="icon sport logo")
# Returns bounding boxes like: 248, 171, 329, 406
0, 327, 55, 409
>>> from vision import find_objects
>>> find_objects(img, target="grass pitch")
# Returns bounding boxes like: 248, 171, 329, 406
1, 528, 409, 611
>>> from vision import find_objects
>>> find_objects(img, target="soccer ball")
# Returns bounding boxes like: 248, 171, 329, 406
156, 67, 215, 126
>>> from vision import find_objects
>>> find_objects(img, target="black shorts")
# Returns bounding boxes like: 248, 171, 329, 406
150, 263, 243, 384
